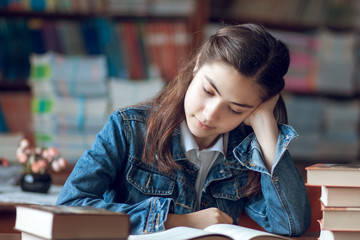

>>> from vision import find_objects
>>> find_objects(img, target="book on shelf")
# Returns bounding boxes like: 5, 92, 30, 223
15, 204, 130, 240
320, 185, 360, 207
0, 104, 7, 132
0, 132, 23, 163
321, 205, 360, 231
306, 163, 360, 187
128, 224, 291, 240
109, 77, 164, 111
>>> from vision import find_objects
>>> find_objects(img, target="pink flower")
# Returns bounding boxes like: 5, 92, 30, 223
31, 161, 42, 173
38, 159, 48, 169
24, 148, 31, 155
1, 158, 9, 167
58, 157, 67, 169
19, 139, 29, 149
35, 147, 42, 155
48, 147, 58, 157
17, 138, 66, 175
17, 150, 28, 164
42, 149, 51, 162
51, 160, 61, 172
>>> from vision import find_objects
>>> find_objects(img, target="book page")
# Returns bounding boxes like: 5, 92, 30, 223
204, 224, 290, 240
128, 227, 230, 240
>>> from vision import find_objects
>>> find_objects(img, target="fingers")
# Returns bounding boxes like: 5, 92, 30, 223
205, 207, 234, 225
220, 209, 234, 224
167, 208, 234, 230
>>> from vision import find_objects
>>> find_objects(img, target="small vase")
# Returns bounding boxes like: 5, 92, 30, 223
20, 173, 52, 193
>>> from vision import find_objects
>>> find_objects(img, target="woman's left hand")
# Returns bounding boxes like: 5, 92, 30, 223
243, 94, 280, 171
243, 94, 279, 127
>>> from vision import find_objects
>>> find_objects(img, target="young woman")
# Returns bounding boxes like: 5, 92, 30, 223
57, 24, 311, 236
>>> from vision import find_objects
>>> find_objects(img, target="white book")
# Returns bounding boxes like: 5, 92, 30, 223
0, 133, 23, 162
321, 186, 360, 207
319, 229, 360, 240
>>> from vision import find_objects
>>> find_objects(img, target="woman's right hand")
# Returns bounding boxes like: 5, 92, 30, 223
164, 207, 233, 230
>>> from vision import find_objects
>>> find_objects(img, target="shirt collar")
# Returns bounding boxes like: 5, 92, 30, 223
180, 121, 224, 154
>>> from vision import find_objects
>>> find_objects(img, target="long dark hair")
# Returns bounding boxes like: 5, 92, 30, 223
142, 24, 290, 197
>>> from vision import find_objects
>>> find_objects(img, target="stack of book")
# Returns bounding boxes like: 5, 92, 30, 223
15, 204, 130, 240
29, 52, 110, 163
108, 77, 164, 111
0, 14, 192, 85
306, 163, 360, 240
0, 133, 23, 163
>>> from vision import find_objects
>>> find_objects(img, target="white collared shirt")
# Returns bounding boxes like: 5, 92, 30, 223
180, 121, 225, 210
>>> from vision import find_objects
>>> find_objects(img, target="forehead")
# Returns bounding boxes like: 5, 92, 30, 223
199, 62, 263, 106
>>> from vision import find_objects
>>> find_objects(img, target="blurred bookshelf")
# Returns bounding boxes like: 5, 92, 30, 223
2, 0, 360, 164
207, 0, 360, 163
0, 0, 208, 163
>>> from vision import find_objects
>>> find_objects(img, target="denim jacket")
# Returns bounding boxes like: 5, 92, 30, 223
56, 105, 311, 236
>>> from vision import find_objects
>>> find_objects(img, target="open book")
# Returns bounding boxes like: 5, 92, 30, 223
128, 224, 291, 240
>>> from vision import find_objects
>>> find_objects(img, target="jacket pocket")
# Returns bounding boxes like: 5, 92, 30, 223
127, 164, 175, 196
210, 174, 248, 201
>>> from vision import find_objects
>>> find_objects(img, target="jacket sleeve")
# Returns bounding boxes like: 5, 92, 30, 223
56, 111, 173, 235
234, 124, 311, 236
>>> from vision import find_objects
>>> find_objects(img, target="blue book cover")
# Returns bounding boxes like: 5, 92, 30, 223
0, 0, 10, 8
30, 0, 46, 11
43, 21, 62, 53
0, 18, 30, 82
14, 19, 32, 80
136, 21, 150, 78
0, 103, 8, 132
94, 18, 128, 79
0, 19, 15, 81
81, 20, 101, 55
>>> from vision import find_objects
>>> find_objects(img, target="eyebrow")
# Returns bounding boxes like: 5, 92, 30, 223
204, 75, 255, 108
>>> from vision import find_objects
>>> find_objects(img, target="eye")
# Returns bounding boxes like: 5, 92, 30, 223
203, 86, 214, 96
229, 107, 243, 115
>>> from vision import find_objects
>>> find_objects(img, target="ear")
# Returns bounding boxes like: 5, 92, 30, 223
193, 54, 201, 73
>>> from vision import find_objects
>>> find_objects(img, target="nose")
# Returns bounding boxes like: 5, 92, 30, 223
203, 99, 221, 122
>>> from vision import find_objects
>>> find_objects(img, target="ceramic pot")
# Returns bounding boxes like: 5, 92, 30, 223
20, 173, 52, 193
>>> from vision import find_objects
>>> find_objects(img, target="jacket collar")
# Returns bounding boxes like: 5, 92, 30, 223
171, 124, 250, 171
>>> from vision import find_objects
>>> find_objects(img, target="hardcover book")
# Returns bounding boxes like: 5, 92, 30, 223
321, 205, 360, 231
320, 185, 360, 207
15, 205, 129, 240
306, 163, 360, 187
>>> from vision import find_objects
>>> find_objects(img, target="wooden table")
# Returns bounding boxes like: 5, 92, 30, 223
0, 233, 318, 240
0, 163, 320, 238
0, 184, 62, 233
0, 234, 20, 240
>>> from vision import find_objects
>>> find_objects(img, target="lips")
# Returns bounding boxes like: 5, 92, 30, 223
195, 117, 213, 130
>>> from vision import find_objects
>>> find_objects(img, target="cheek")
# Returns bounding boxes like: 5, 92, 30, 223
184, 90, 196, 116
220, 116, 245, 132
184, 85, 202, 114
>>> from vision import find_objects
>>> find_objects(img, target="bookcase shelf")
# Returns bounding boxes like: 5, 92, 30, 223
0, 9, 193, 21
0, 0, 209, 163
207, 0, 360, 163
0, 81, 30, 92
208, 16, 357, 33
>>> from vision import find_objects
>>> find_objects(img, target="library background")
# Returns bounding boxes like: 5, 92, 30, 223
1, 0, 360, 238
1, 0, 360, 170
